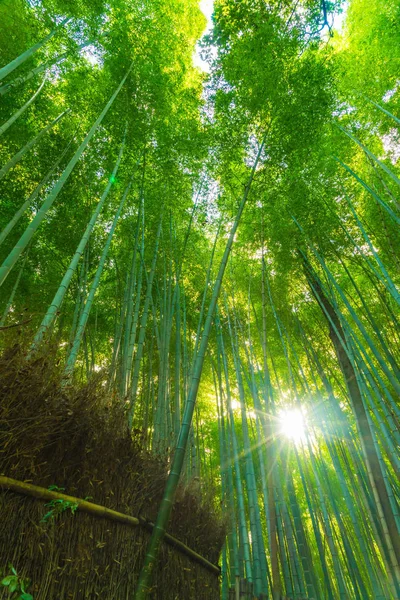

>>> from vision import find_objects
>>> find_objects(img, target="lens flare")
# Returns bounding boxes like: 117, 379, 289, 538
279, 408, 306, 443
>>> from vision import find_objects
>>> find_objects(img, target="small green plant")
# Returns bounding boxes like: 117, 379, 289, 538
40, 486, 78, 523
47, 485, 64, 492
41, 498, 79, 523
0, 564, 33, 599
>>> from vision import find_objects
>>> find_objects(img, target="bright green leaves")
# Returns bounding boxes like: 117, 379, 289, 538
0, 565, 33, 600
41, 498, 79, 523
337, 0, 400, 101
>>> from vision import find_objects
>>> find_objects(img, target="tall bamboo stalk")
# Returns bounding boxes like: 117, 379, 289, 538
64, 178, 134, 375
0, 76, 46, 136
128, 212, 163, 425
0, 62, 132, 287
134, 133, 267, 598
31, 126, 129, 350
0, 132, 76, 246
0, 17, 69, 81
304, 258, 400, 584
0, 109, 69, 182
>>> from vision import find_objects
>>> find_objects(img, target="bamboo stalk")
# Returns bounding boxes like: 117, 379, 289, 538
134, 134, 267, 598
0, 109, 69, 182
0, 132, 76, 247
32, 126, 129, 350
0, 475, 220, 576
0, 40, 92, 96
0, 76, 46, 136
0, 17, 70, 82
0, 475, 140, 525
0, 62, 133, 287
64, 177, 134, 375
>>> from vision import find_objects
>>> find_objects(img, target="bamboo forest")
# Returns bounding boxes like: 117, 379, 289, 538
0, 0, 399, 598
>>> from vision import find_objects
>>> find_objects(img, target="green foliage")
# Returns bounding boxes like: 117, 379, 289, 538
40, 487, 79, 523
0, 565, 33, 600
0, 0, 399, 597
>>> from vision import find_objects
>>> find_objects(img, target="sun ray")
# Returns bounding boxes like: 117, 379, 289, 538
278, 407, 307, 444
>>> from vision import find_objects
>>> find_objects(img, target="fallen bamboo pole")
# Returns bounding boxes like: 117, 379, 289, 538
0, 475, 221, 576
138, 517, 221, 574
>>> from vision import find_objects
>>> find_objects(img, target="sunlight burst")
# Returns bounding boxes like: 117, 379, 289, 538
279, 408, 306, 443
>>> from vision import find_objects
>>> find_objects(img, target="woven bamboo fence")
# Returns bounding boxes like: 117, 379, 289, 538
0, 346, 225, 599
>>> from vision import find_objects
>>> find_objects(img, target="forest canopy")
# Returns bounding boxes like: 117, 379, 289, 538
0, 0, 399, 598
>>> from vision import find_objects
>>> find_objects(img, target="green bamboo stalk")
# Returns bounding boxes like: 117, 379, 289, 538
213, 360, 239, 587
153, 261, 169, 453
294, 444, 336, 600
336, 252, 400, 379
346, 334, 400, 532
0, 40, 91, 96
170, 196, 207, 437
31, 126, 128, 350
367, 156, 400, 212
83, 331, 90, 378
352, 340, 400, 456
120, 202, 142, 396
0, 17, 69, 81
190, 423, 198, 480
221, 544, 229, 600
128, 213, 163, 423
162, 242, 175, 450
174, 281, 181, 439
108, 261, 127, 390
260, 246, 282, 599
339, 126, 400, 188
273, 485, 294, 598
176, 179, 203, 277
0, 76, 46, 136
0, 132, 76, 246
143, 335, 155, 450
0, 109, 69, 181
304, 260, 400, 581
0, 62, 132, 287
181, 292, 190, 481
321, 421, 386, 599
64, 178, 133, 375
68, 248, 88, 351
277, 468, 308, 598
113, 265, 134, 382
134, 133, 267, 597
228, 301, 269, 597
263, 270, 321, 590
286, 461, 320, 599
321, 192, 397, 290
363, 95, 400, 126
196, 405, 205, 481
150, 275, 161, 354
192, 223, 220, 363
328, 442, 389, 599
120, 157, 145, 394
124, 213, 145, 393
344, 192, 400, 305
277, 311, 351, 598
296, 233, 400, 398
311, 254, 400, 422
0, 247, 30, 327
304, 436, 349, 599
335, 157, 400, 225
217, 314, 253, 584
350, 325, 400, 424
305, 327, 398, 595
242, 352, 272, 579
